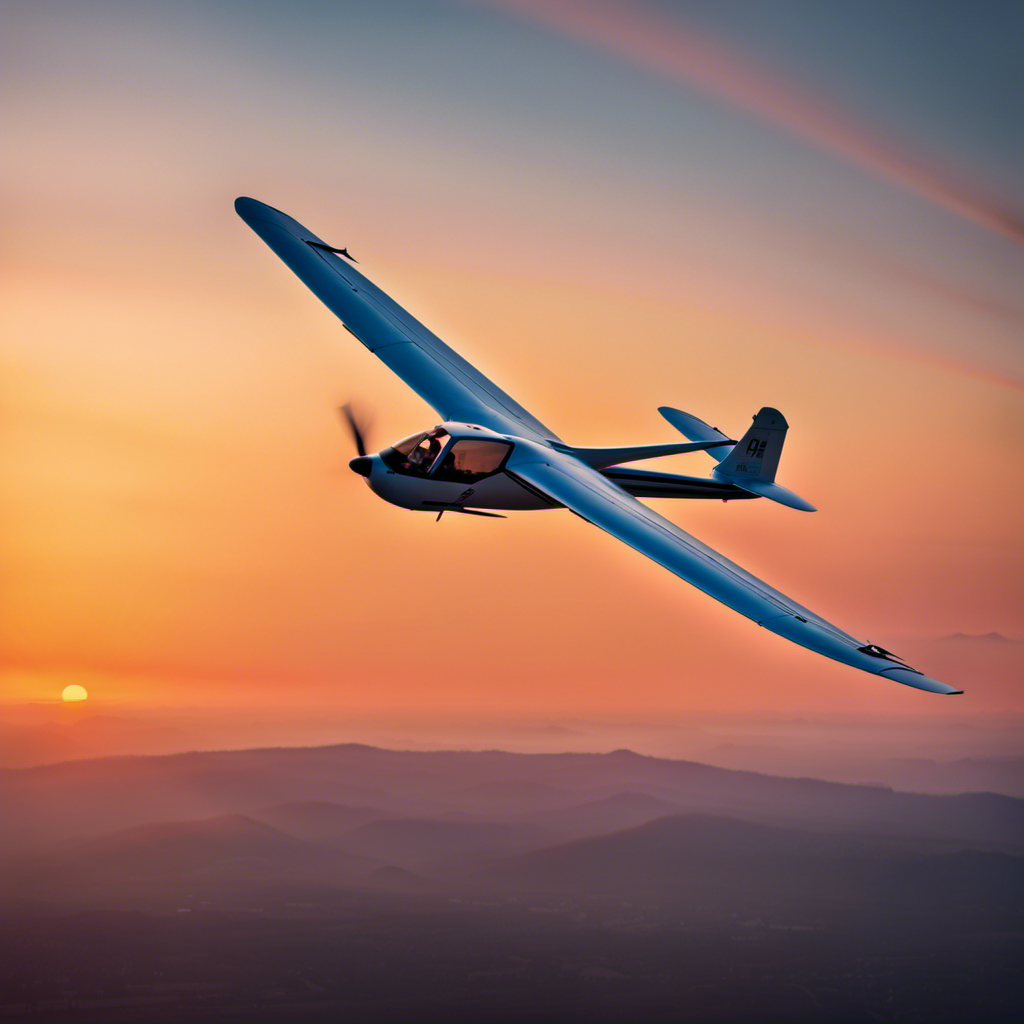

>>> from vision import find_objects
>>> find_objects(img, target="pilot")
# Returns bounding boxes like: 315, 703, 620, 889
409, 435, 440, 470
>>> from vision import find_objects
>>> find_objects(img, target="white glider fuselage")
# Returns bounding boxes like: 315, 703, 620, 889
355, 423, 758, 514
357, 423, 553, 513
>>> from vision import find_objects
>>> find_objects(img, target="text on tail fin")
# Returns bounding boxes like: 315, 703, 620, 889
715, 407, 788, 482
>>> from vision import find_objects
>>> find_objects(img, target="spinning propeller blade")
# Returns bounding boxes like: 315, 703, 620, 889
339, 403, 371, 457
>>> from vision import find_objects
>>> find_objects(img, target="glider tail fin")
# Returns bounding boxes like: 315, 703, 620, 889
716, 407, 787, 483
714, 407, 816, 511
660, 404, 815, 510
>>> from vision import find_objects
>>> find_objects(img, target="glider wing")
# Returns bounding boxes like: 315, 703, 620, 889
235, 197, 558, 440
505, 449, 960, 694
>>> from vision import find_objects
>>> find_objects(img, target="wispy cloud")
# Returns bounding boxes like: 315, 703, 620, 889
483, 0, 1023, 244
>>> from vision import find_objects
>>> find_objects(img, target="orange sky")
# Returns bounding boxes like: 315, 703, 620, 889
2, 1, 1022, 722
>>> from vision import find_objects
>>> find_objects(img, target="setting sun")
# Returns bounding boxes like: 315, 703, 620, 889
61, 684, 88, 703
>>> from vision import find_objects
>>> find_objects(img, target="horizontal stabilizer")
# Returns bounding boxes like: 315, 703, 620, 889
657, 407, 733, 463
727, 478, 816, 512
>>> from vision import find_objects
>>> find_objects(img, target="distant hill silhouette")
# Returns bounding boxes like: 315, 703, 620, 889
1, 743, 1021, 861
884, 757, 1024, 798
1, 746, 1021, 924
489, 813, 867, 886
448, 778, 577, 813
4, 801, 1018, 920
939, 631, 1018, 643
253, 800, 394, 845
485, 813, 1024, 905
516, 791, 688, 837
339, 817, 557, 870
18, 813, 378, 894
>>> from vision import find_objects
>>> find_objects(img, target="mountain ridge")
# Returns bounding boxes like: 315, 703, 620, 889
1, 742, 1020, 858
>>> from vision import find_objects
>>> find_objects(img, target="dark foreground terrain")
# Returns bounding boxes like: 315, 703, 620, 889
3, 887, 1020, 1024
2, 743, 1021, 1022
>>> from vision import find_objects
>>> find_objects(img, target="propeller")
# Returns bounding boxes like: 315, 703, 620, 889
339, 403, 372, 457
339, 403, 375, 477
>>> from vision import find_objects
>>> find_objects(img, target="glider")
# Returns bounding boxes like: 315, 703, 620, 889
235, 197, 960, 695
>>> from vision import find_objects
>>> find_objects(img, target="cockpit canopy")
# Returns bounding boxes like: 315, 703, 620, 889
382, 427, 513, 481
389, 426, 449, 473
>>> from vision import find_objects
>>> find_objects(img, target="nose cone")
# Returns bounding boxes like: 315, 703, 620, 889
349, 456, 372, 477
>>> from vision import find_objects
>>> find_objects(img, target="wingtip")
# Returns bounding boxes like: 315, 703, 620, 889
878, 666, 964, 695
234, 196, 266, 224
234, 196, 285, 225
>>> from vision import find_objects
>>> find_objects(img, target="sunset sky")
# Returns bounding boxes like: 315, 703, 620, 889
3, 0, 1022, 726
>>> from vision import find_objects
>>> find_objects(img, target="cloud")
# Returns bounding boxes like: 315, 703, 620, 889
484, 0, 1023, 244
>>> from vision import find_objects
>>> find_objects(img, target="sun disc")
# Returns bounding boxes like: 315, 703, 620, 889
61, 684, 88, 702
